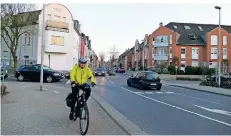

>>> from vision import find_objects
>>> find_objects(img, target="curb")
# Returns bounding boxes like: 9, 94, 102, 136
91, 92, 148, 135
168, 84, 231, 97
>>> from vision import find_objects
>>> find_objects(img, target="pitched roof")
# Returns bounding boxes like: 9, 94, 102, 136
165, 22, 231, 45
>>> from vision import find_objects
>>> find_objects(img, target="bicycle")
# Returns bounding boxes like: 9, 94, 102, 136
71, 83, 91, 135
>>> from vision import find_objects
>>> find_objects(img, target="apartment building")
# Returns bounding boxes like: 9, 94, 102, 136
120, 22, 231, 72
154, 22, 231, 72
1, 3, 96, 71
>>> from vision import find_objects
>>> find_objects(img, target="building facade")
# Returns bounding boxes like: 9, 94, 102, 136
119, 22, 231, 73
1, 3, 98, 71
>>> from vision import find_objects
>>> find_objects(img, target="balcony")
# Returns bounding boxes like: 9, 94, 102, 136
46, 20, 69, 29
154, 41, 168, 47
153, 55, 168, 60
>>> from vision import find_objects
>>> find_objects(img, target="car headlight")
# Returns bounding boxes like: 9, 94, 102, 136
53, 73, 60, 76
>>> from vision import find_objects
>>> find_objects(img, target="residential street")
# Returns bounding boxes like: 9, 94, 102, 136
2, 74, 231, 135
93, 74, 231, 135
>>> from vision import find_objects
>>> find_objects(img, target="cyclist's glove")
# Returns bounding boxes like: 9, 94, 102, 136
91, 82, 96, 87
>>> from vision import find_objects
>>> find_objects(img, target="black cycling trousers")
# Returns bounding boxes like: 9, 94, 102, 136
70, 85, 91, 112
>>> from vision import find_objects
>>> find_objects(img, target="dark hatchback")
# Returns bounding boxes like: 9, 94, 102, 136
15, 64, 63, 83
94, 68, 105, 76
127, 71, 162, 90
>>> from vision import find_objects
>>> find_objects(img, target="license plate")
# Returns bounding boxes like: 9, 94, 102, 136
151, 83, 156, 85
98, 73, 102, 75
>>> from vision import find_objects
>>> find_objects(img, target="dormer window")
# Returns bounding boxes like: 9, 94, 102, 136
188, 34, 196, 40
198, 26, 203, 31
184, 25, 191, 29
173, 25, 177, 29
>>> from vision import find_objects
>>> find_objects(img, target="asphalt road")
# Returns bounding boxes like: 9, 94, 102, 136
93, 74, 231, 135
5, 75, 231, 134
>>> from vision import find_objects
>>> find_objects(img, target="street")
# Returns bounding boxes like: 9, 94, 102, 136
93, 74, 231, 135
2, 74, 231, 135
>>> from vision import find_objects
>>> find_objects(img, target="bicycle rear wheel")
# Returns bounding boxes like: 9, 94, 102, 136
79, 103, 89, 135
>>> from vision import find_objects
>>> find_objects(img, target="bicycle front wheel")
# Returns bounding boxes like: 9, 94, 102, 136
79, 103, 89, 135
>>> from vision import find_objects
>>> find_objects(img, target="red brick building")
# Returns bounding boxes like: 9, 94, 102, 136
119, 22, 231, 73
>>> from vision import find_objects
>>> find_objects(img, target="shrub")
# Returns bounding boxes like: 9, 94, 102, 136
168, 65, 176, 75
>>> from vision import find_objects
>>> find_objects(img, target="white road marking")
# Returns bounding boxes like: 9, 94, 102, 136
161, 89, 167, 92
109, 80, 114, 84
53, 91, 59, 94
145, 92, 153, 94
43, 88, 48, 91
194, 104, 231, 116
155, 92, 164, 94
120, 87, 231, 127
174, 92, 223, 105
165, 91, 174, 94
134, 92, 143, 94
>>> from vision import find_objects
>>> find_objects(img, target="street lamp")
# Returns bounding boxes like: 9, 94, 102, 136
40, 3, 46, 91
214, 6, 221, 88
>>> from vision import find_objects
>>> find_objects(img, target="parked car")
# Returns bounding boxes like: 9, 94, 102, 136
1, 67, 8, 80
206, 73, 231, 82
127, 71, 162, 90
94, 68, 105, 76
15, 64, 63, 83
116, 68, 125, 73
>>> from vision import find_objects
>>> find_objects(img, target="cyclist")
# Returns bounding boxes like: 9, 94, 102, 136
69, 57, 96, 120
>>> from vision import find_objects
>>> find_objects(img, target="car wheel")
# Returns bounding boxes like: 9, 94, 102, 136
157, 86, 161, 90
46, 75, 53, 83
139, 83, 144, 90
17, 74, 24, 81
127, 80, 131, 86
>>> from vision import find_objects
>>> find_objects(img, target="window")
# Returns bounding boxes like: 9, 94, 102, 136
223, 48, 227, 59
63, 17, 66, 22
24, 56, 29, 65
223, 36, 227, 45
192, 48, 199, 59
3, 45, 8, 52
170, 35, 172, 44
192, 61, 199, 67
211, 47, 218, 59
24, 34, 31, 45
181, 48, 186, 59
48, 14, 51, 20
156, 35, 168, 43
198, 26, 203, 31
184, 25, 191, 29
173, 25, 177, 29
169, 47, 172, 58
211, 35, 218, 45
51, 36, 64, 45
188, 34, 196, 40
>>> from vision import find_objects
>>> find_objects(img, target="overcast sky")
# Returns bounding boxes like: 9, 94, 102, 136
36, 2, 231, 60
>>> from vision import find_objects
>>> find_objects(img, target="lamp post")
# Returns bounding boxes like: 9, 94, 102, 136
40, 3, 46, 91
215, 6, 221, 88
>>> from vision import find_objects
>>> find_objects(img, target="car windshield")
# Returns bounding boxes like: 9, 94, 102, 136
146, 72, 158, 80
43, 66, 53, 71
96, 68, 104, 71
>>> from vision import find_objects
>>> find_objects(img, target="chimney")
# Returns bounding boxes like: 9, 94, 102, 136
159, 22, 163, 27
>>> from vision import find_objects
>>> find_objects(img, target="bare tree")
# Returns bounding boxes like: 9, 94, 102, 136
1, 3, 38, 71
99, 52, 105, 67
108, 45, 119, 67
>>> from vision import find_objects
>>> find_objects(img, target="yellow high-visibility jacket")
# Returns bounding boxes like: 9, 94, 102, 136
70, 65, 96, 85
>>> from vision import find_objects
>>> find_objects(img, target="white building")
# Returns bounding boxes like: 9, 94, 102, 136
1, 3, 81, 71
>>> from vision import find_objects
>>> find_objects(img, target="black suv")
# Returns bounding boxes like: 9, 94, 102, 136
15, 64, 63, 83
127, 71, 162, 90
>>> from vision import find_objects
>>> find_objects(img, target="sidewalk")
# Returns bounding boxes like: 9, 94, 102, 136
1, 82, 127, 135
165, 82, 231, 97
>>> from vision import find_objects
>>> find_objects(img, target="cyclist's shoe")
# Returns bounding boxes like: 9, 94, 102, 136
69, 112, 73, 120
